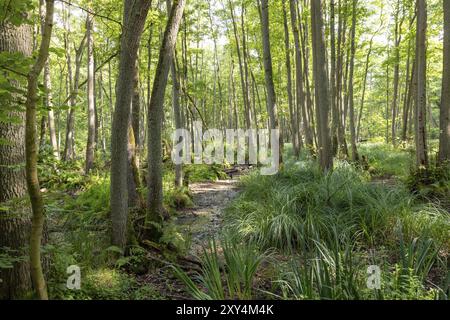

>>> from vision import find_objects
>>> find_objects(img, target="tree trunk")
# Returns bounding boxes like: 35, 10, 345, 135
38, 0, 59, 160
25, 0, 55, 300
63, 36, 85, 161
146, 0, 186, 240
45, 62, 59, 160
283, 0, 299, 156
415, 0, 428, 168
85, 9, 96, 174
356, 37, 374, 141
391, 0, 403, 147
0, 20, 33, 300
110, 0, 152, 250
336, 0, 349, 157
132, 59, 141, 151
228, 0, 251, 130
401, 27, 414, 143
259, 0, 282, 164
330, 0, 339, 155
348, 0, 359, 162
291, 0, 313, 151
241, 5, 253, 130
167, 0, 183, 188
311, 0, 333, 171
439, 0, 450, 163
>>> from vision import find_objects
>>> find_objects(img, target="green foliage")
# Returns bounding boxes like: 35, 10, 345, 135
61, 268, 160, 300
358, 142, 413, 179
160, 223, 192, 254
0, 247, 26, 270
0, 0, 33, 25
406, 163, 450, 208
184, 164, 229, 183
222, 156, 449, 299
226, 159, 449, 252
164, 186, 193, 210
173, 238, 267, 300
274, 233, 443, 300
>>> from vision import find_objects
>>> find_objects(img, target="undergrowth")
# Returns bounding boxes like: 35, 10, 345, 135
176, 145, 449, 300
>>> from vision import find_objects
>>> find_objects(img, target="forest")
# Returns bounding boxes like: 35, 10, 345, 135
0, 0, 449, 301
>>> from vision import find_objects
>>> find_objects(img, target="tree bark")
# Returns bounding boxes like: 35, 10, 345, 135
401, 29, 414, 143
439, 0, 450, 164
228, 0, 251, 130
356, 37, 374, 141
132, 59, 141, 151
348, 0, 359, 162
391, 0, 404, 147
85, 8, 96, 174
259, 0, 283, 164
146, 0, 186, 240
63, 35, 85, 161
311, 0, 333, 171
110, 0, 152, 250
0, 20, 33, 300
25, 0, 55, 300
168, 2, 183, 188
38, 0, 59, 160
290, 0, 313, 151
336, 0, 349, 157
283, 0, 299, 156
330, 0, 339, 155
415, 0, 428, 168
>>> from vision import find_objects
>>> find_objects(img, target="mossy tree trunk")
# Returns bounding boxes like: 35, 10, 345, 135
146, 0, 186, 240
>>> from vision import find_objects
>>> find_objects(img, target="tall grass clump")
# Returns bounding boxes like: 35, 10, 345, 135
173, 237, 267, 300
274, 230, 445, 300
227, 159, 449, 251
222, 157, 449, 298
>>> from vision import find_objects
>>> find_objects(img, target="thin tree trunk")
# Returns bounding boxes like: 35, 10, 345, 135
45, 64, 59, 159
64, 37, 84, 161
402, 30, 414, 143
168, 0, 183, 188
311, 0, 333, 171
330, 0, 339, 155
25, 0, 55, 300
38, 0, 59, 160
356, 37, 374, 141
348, 0, 359, 162
439, 0, 450, 163
259, 0, 283, 164
241, 4, 253, 130
85, 9, 96, 174
283, 0, 299, 156
132, 59, 141, 151
291, 0, 313, 151
391, 0, 404, 147
415, 0, 428, 168
336, 0, 349, 157
228, 0, 251, 130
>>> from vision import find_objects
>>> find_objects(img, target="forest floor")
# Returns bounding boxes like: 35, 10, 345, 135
41, 143, 448, 300
176, 179, 240, 256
